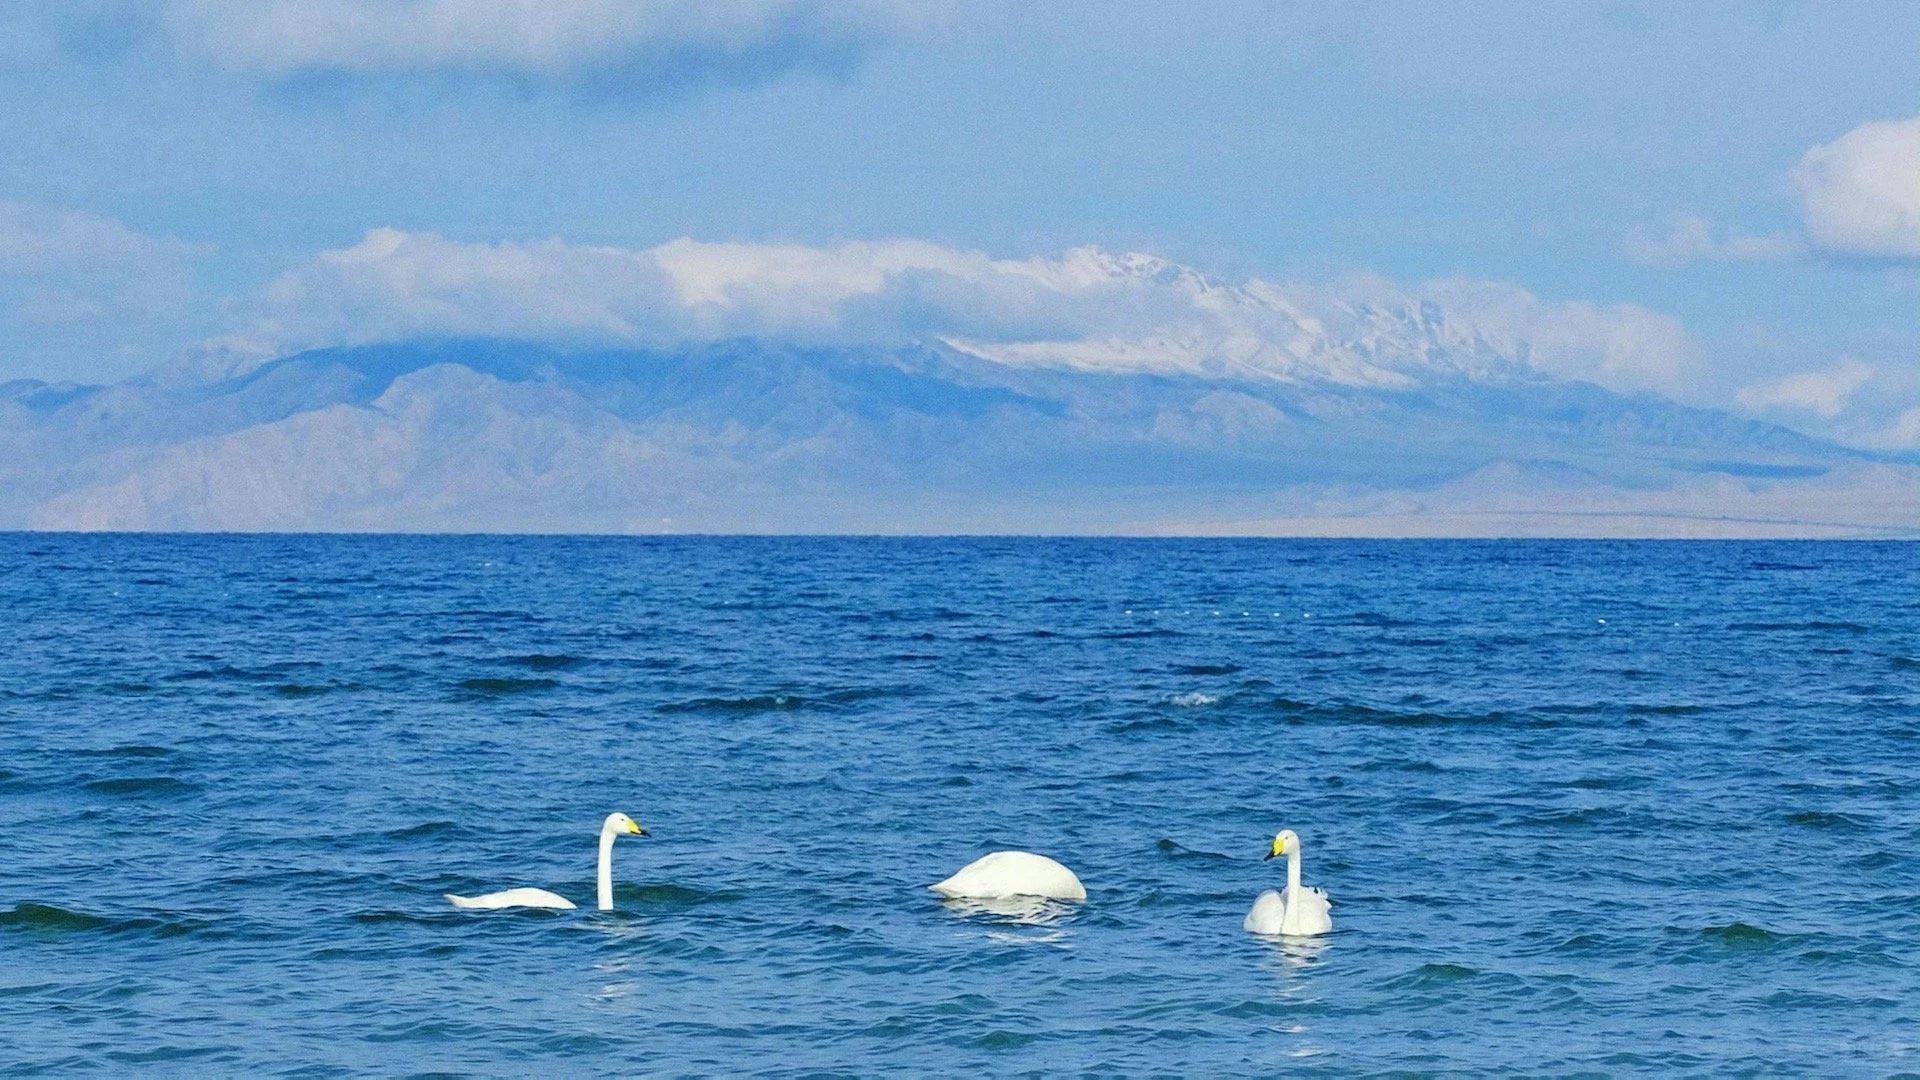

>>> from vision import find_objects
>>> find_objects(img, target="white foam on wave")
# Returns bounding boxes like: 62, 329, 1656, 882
1169, 692, 1218, 707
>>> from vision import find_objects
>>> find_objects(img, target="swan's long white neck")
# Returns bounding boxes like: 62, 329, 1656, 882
1285, 847, 1302, 892
597, 822, 618, 911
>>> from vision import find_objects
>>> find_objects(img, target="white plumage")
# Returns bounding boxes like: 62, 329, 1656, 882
1244, 829, 1332, 936
930, 851, 1087, 900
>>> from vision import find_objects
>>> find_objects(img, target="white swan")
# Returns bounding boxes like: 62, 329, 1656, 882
930, 851, 1086, 900
1244, 829, 1332, 936
446, 812, 647, 912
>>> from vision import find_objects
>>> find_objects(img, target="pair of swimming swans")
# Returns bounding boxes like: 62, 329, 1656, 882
448, 813, 1330, 937
930, 830, 1331, 937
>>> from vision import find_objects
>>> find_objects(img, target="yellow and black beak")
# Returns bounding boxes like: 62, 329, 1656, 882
628, 822, 649, 837
1264, 849, 1277, 861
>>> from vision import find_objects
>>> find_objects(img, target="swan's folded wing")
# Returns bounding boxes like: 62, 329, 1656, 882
1289, 886, 1333, 933
447, 887, 577, 910
1244, 889, 1287, 934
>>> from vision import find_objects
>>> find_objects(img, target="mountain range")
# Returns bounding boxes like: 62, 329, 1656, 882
5, 306, 1915, 535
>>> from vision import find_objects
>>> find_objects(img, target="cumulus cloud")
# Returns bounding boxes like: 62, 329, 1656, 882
162, 0, 901, 77
245, 228, 1717, 401
0, 199, 200, 353
1410, 279, 1706, 398
1792, 116, 1920, 259
1623, 214, 1798, 267
1736, 357, 1876, 418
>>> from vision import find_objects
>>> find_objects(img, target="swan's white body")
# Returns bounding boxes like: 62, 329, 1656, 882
447, 886, 575, 911
930, 851, 1086, 900
1244, 829, 1332, 937
446, 811, 646, 912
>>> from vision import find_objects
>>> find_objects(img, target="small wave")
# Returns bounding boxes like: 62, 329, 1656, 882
1155, 838, 1232, 862
274, 683, 330, 698
658, 693, 805, 713
1555, 776, 1648, 791
458, 676, 558, 695
1272, 698, 1529, 728
1381, 962, 1480, 990
0, 903, 111, 932
1108, 716, 1178, 733
1522, 807, 1624, 827
83, 776, 197, 798
1094, 628, 1182, 640
1699, 921, 1785, 947
1171, 663, 1242, 676
1168, 692, 1218, 707
1786, 810, 1864, 830
504, 653, 584, 670
1726, 620, 1869, 633
75, 744, 173, 758
0, 903, 210, 939
621, 883, 744, 908
384, 820, 459, 840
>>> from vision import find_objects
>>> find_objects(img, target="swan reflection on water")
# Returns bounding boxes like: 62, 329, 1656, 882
938, 895, 1080, 944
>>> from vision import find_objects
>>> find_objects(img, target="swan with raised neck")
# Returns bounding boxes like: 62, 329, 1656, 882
446, 812, 648, 911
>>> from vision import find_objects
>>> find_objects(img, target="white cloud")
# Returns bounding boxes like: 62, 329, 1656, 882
163, 0, 900, 76
1413, 279, 1705, 398
0, 200, 197, 329
1623, 214, 1798, 267
1792, 116, 1920, 259
248, 228, 1717, 400
1736, 357, 1875, 418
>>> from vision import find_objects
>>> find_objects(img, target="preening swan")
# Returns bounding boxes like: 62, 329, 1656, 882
930, 851, 1086, 901
446, 811, 647, 912
1244, 829, 1332, 937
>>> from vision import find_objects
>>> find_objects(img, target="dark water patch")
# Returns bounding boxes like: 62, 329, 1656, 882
623, 883, 746, 908
1340, 611, 1408, 627
0, 903, 111, 933
1170, 663, 1241, 676
1272, 698, 1534, 729
351, 909, 485, 925
74, 744, 174, 758
1726, 621, 1869, 634
274, 683, 331, 698
0, 903, 212, 939
1555, 775, 1647, 791
1094, 628, 1182, 640
1891, 655, 1920, 669
83, 776, 197, 798
504, 653, 584, 670
1749, 561, 1822, 571
458, 676, 559, 695
1787, 810, 1864, 830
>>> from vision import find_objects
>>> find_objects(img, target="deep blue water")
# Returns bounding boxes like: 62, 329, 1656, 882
3, 535, 1918, 1074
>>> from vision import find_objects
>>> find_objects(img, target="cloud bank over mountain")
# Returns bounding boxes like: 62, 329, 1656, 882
249, 230, 1709, 402
7, 242, 1916, 537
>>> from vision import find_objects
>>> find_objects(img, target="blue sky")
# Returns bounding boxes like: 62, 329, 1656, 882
1, 0, 1916, 447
